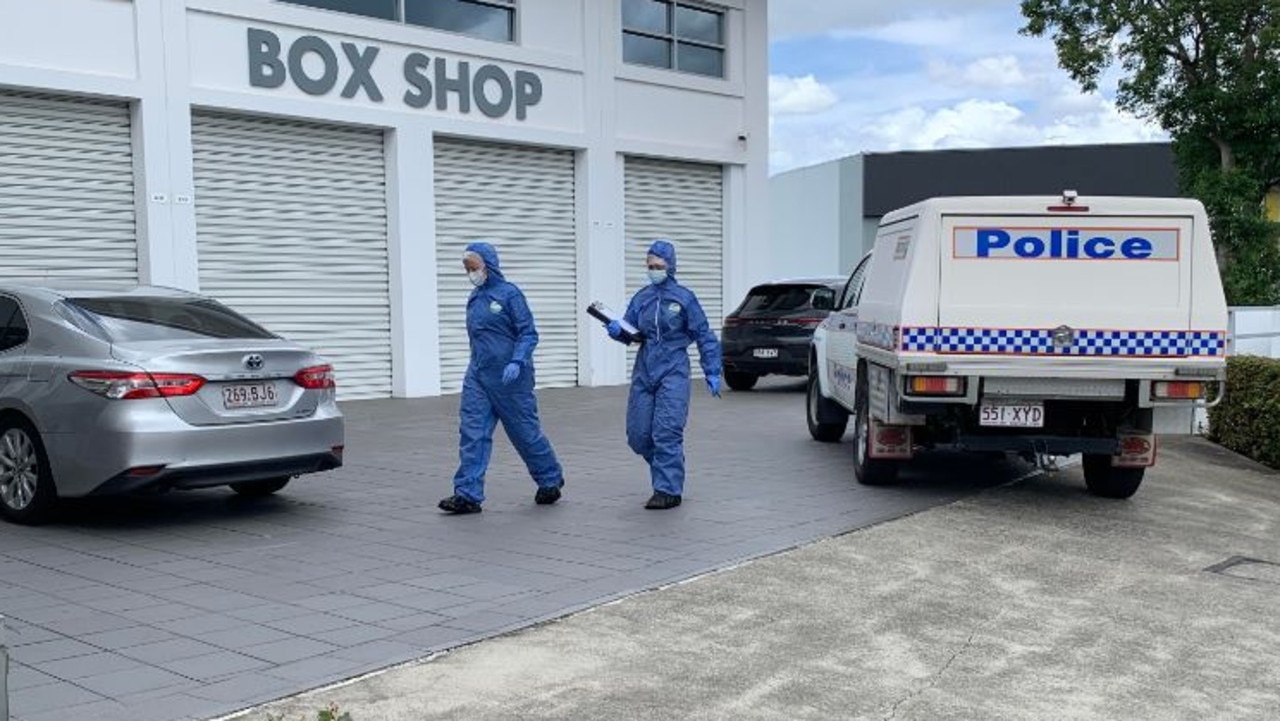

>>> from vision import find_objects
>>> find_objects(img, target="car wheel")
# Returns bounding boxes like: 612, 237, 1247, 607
1082, 455, 1144, 499
853, 376, 900, 486
230, 477, 291, 498
807, 371, 847, 442
725, 371, 759, 391
0, 419, 57, 525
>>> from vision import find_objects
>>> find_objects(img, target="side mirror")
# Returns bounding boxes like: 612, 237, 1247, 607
811, 289, 835, 311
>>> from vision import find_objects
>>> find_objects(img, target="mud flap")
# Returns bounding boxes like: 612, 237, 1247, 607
1114, 430, 1157, 468
869, 421, 913, 460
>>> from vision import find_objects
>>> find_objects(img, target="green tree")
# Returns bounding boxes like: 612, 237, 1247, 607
1021, 0, 1280, 304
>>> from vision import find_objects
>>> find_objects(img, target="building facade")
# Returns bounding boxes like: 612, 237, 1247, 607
770, 143, 1180, 280
0, 0, 770, 398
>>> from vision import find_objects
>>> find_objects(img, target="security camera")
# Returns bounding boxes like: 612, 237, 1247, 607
736, 132, 748, 142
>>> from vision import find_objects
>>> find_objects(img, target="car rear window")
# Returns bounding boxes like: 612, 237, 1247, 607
737, 285, 825, 317
68, 296, 276, 341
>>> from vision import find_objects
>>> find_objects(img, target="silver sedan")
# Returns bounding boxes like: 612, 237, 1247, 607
0, 284, 344, 524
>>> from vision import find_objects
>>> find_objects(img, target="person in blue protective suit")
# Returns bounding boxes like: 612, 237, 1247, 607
438, 242, 566, 515
606, 240, 723, 510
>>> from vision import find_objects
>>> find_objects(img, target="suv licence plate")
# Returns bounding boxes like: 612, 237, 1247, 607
222, 382, 280, 409
753, 348, 780, 359
979, 401, 1044, 428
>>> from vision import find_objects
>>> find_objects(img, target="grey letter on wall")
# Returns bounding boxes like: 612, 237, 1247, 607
248, 28, 286, 89
473, 65, 514, 118
341, 43, 383, 101
435, 60, 472, 114
288, 35, 340, 96
403, 53, 433, 109
514, 71, 543, 121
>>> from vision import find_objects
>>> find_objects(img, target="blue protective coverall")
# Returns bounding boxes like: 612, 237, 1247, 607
618, 240, 723, 497
451, 242, 564, 504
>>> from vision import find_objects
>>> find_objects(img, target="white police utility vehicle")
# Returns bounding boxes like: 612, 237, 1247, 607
806, 193, 1228, 499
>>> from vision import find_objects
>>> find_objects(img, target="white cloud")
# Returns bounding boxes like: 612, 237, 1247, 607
929, 56, 1030, 89
769, 74, 839, 115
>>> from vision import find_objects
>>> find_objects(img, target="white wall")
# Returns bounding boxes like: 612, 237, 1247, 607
768, 160, 843, 279
1230, 307, 1280, 358
0, 0, 769, 396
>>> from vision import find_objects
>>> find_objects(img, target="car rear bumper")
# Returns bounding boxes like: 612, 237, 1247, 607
722, 337, 812, 376
44, 404, 345, 498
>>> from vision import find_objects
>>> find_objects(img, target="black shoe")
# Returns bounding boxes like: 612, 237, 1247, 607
438, 495, 482, 515
645, 492, 682, 510
535, 484, 563, 505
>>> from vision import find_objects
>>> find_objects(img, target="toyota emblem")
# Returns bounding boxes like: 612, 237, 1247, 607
243, 353, 265, 371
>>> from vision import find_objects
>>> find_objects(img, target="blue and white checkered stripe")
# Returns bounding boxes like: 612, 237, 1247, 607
900, 327, 1226, 357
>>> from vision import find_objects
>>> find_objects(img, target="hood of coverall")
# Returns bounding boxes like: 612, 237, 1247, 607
648, 239, 677, 278
466, 242, 506, 283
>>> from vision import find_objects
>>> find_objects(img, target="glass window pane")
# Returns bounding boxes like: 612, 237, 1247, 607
623, 0, 671, 34
282, 0, 398, 21
405, 0, 515, 42
677, 42, 723, 77
624, 32, 673, 68
676, 5, 721, 45
69, 297, 277, 341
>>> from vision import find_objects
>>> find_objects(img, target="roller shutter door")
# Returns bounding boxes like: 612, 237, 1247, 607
434, 137, 578, 393
0, 91, 138, 282
624, 157, 725, 378
192, 112, 393, 400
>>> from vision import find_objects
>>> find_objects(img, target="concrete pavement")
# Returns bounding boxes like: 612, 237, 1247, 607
243, 438, 1280, 721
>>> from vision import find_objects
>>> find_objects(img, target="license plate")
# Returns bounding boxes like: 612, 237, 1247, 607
979, 401, 1044, 428
222, 382, 280, 409
753, 348, 780, 359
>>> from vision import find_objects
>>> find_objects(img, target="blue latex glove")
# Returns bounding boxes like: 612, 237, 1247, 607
606, 320, 623, 340
502, 362, 521, 385
706, 375, 722, 398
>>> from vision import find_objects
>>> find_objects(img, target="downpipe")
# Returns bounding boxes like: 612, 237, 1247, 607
1, 615, 9, 721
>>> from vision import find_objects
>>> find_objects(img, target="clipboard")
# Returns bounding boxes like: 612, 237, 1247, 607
587, 301, 644, 344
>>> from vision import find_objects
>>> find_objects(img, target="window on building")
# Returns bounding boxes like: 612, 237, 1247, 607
622, 0, 725, 78
280, 0, 517, 43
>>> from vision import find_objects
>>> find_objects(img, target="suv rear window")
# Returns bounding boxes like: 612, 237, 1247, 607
737, 285, 825, 317
69, 296, 276, 342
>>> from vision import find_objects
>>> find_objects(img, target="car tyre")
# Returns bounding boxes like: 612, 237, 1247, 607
725, 371, 759, 391
1082, 455, 1144, 499
807, 371, 847, 442
853, 375, 900, 486
0, 419, 57, 525
230, 477, 291, 498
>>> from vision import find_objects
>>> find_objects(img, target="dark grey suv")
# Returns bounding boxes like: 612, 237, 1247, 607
720, 277, 845, 391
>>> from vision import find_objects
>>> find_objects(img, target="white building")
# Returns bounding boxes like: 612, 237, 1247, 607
0, 0, 770, 398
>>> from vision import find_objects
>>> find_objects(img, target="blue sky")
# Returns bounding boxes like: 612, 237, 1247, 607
766, 0, 1166, 175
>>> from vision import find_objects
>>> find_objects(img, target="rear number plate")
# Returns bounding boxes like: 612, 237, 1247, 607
753, 348, 780, 359
979, 401, 1044, 428
222, 382, 280, 409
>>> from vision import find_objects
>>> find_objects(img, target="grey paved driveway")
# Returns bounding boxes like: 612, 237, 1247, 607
1, 381, 1013, 721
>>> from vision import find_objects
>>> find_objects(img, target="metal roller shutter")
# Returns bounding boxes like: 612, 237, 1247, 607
624, 157, 725, 379
192, 112, 393, 400
434, 137, 578, 393
0, 91, 138, 281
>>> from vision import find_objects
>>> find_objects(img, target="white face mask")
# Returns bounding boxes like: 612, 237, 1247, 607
468, 270, 486, 287
647, 269, 668, 285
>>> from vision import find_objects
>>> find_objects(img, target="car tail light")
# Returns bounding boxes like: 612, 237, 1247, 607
723, 317, 745, 327
906, 375, 966, 397
69, 371, 206, 400
1152, 381, 1205, 400
785, 317, 826, 327
295, 364, 336, 390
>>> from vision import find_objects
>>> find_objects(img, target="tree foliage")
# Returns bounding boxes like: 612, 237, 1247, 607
1021, 0, 1280, 304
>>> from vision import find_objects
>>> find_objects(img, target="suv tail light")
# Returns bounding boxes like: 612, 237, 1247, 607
69, 371, 206, 400
294, 364, 336, 390
905, 375, 966, 397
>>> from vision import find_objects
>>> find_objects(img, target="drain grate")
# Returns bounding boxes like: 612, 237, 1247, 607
1205, 556, 1280, 585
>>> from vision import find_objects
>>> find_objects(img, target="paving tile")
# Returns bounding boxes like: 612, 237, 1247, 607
76, 665, 194, 697
116, 638, 225, 665
328, 601, 420, 624
79, 625, 178, 650
263, 654, 366, 683
6, 663, 61, 691
11, 680, 104, 714
307, 623, 399, 646
155, 613, 244, 636
328, 638, 424, 665
262, 612, 360, 636
165, 650, 271, 682
31, 650, 144, 680
189, 623, 295, 650
9, 637, 101, 665
238, 636, 338, 664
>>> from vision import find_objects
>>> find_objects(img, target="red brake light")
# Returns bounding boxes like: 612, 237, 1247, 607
69, 371, 206, 400
295, 364, 336, 390
906, 375, 966, 397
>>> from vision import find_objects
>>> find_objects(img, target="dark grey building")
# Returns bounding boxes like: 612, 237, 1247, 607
770, 142, 1179, 278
